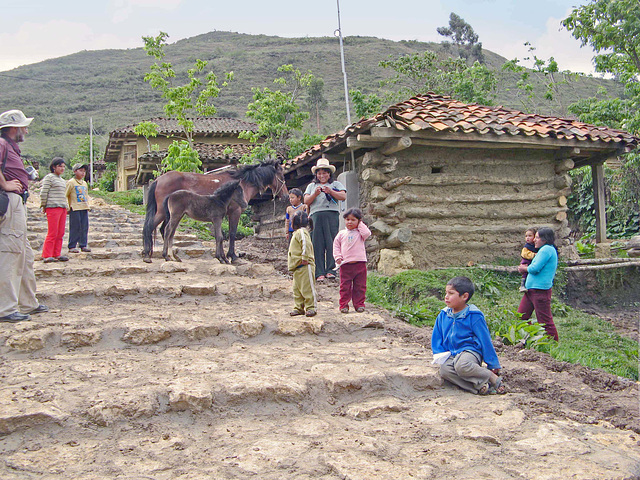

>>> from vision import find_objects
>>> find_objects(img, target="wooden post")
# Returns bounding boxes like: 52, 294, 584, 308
592, 162, 607, 243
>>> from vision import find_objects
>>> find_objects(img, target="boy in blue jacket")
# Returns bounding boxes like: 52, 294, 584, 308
431, 276, 506, 395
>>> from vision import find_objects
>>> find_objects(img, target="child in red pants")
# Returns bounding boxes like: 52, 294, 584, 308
333, 208, 371, 313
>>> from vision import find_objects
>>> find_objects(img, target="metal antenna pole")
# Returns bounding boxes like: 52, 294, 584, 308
335, 0, 355, 171
336, 0, 351, 125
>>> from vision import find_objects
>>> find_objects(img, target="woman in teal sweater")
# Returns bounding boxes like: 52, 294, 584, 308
517, 227, 559, 341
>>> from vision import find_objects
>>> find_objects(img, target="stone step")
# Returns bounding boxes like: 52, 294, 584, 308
0, 326, 441, 433
31, 244, 222, 262
27, 224, 143, 234
0, 289, 368, 355
34, 258, 278, 283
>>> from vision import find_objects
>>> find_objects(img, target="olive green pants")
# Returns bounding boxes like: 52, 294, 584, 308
292, 264, 317, 313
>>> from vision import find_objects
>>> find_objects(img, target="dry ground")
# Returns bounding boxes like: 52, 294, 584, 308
0, 198, 638, 479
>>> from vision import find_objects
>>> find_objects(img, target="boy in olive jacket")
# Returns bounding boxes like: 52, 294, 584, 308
288, 211, 317, 317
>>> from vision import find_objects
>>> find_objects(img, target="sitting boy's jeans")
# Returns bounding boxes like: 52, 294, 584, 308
439, 351, 492, 394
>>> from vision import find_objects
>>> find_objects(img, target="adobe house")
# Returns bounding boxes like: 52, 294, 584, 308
253, 94, 638, 273
103, 117, 258, 191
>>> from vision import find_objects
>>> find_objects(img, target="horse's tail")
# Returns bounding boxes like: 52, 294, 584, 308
162, 194, 171, 228
142, 181, 158, 258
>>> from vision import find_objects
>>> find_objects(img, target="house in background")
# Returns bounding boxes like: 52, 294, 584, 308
252, 94, 638, 273
103, 117, 258, 191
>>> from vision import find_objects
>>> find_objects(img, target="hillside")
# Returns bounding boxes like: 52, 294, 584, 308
0, 31, 622, 165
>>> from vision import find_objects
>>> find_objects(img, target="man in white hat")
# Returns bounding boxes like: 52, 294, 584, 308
0, 109, 48, 322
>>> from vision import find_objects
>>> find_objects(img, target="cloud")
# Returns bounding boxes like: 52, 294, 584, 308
534, 14, 596, 75
0, 20, 139, 72
487, 12, 596, 75
110, 0, 184, 23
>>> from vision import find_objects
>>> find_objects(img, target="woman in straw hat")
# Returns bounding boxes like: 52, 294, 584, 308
304, 157, 347, 281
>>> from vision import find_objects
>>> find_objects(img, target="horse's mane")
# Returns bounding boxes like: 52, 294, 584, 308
213, 180, 242, 205
230, 159, 282, 189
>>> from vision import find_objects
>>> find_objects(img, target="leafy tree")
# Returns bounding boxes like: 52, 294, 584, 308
501, 43, 578, 115
563, 0, 640, 81
379, 51, 497, 105
142, 31, 233, 173
160, 140, 202, 177
240, 64, 314, 162
306, 77, 328, 134
437, 12, 484, 63
133, 121, 159, 153
562, 0, 640, 237
71, 134, 102, 167
288, 132, 325, 159
350, 89, 383, 119
99, 163, 117, 192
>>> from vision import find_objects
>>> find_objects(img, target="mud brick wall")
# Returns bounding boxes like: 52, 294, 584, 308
360, 146, 572, 269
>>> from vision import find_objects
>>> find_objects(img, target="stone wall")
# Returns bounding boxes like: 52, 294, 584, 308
360, 146, 573, 271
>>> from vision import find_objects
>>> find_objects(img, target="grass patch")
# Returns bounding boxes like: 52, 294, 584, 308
90, 188, 254, 240
91, 188, 145, 215
367, 268, 638, 380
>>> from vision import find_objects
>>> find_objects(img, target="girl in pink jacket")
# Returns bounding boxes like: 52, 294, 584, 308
333, 208, 371, 313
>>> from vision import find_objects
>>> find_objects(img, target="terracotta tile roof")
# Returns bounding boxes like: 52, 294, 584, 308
114, 117, 258, 135
139, 143, 253, 161
287, 93, 639, 170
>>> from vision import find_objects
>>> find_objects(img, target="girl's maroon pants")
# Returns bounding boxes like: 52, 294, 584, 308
339, 261, 367, 310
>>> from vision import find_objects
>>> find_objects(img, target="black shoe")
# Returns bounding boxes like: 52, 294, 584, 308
29, 304, 49, 314
57, 256, 69, 262
0, 312, 31, 322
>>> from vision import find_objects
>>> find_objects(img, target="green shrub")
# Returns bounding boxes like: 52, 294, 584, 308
495, 317, 552, 350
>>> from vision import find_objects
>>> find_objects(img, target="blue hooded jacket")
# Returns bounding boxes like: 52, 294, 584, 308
431, 304, 501, 370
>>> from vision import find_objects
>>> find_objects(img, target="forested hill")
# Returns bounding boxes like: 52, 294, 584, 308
0, 30, 620, 164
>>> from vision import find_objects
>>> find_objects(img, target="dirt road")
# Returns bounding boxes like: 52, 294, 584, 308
0, 198, 638, 479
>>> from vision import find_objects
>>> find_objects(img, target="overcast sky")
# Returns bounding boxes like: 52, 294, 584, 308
1, 0, 598, 75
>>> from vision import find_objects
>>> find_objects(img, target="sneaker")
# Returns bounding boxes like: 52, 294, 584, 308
43, 257, 57, 263
69, 248, 80, 253
28, 304, 49, 314
0, 312, 31, 322
305, 309, 317, 317
57, 256, 69, 262
81, 247, 92, 252
340, 307, 349, 314
356, 307, 365, 313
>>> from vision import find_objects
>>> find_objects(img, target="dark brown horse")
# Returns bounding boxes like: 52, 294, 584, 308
161, 180, 247, 263
142, 159, 288, 263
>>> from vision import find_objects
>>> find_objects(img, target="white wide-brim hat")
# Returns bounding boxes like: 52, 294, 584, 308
311, 157, 336, 174
0, 110, 33, 129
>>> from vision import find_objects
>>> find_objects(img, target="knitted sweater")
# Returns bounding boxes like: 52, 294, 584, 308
40, 173, 68, 209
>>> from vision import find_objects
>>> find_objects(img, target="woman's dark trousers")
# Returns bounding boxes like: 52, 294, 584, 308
311, 210, 339, 279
